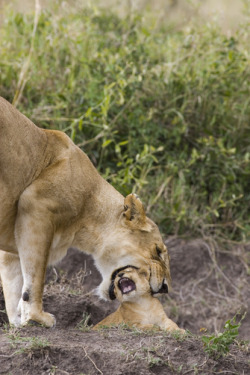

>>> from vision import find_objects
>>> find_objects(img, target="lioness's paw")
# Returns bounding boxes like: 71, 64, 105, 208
22, 311, 56, 328
30, 312, 56, 328
8, 316, 21, 327
20, 298, 56, 328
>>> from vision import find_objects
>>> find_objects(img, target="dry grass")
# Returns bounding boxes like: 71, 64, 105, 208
0, 0, 246, 32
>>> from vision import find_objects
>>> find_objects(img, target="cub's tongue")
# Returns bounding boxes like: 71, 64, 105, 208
118, 278, 136, 294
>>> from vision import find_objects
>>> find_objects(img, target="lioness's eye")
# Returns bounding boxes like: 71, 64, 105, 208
156, 246, 162, 257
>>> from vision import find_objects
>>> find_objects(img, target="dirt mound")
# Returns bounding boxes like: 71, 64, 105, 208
44, 248, 119, 329
164, 238, 250, 339
0, 325, 249, 375
0, 240, 249, 374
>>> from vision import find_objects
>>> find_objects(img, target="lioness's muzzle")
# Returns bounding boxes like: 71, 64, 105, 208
150, 261, 169, 294
153, 280, 168, 294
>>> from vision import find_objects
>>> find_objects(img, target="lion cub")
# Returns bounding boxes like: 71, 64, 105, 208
93, 266, 184, 333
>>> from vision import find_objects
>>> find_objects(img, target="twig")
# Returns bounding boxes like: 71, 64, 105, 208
77, 131, 105, 148
205, 288, 237, 301
191, 266, 214, 296
12, 0, 41, 107
83, 346, 103, 375
109, 97, 133, 126
0, 351, 20, 358
213, 372, 238, 374
55, 369, 70, 375
183, 358, 208, 374
203, 242, 241, 294
147, 177, 172, 213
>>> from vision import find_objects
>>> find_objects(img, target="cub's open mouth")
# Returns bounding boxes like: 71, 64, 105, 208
118, 277, 136, 294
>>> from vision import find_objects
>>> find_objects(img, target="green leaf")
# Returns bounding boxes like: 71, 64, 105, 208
102, 139, 112, 148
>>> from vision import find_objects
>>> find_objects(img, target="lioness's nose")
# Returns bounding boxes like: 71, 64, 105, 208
118, 272, 124, 278
158, 281, 168, 294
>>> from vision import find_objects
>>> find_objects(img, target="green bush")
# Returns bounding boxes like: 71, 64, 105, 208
202, 313, 246, 358
0, 3, 249, 241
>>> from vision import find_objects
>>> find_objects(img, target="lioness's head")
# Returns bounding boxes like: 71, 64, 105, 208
109, 266, 151, 302
96, 194, 171, 300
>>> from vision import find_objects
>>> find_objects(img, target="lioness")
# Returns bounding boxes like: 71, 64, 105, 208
93, 266, 184, 333
0, 97, 171, 327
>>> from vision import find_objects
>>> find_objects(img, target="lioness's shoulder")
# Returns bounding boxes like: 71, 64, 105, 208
44, 129, 74, 148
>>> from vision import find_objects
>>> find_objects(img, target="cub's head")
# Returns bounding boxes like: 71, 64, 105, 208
109, 266, 151, 302
96, 194, 171, 300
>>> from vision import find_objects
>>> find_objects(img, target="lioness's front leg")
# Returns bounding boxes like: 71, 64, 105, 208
15, 207, 55, 328
0, 252, 23, 326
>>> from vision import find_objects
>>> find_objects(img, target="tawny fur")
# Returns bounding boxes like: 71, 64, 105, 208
93, 267, 184, 333
0, 97, 171, 327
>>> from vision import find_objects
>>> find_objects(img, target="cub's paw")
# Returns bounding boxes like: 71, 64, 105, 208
164, 319, 185, 334
169, 327, 186, 335
176, 328, 186, 335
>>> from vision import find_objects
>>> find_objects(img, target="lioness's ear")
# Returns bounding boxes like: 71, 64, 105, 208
123, 194, 151, 232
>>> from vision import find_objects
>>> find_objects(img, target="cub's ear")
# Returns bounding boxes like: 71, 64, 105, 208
123, 194, 152, 232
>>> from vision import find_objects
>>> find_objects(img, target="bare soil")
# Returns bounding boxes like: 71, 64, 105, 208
0, 239, 249, 375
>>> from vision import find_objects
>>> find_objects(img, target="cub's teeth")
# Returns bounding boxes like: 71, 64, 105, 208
124, 286, 132, 293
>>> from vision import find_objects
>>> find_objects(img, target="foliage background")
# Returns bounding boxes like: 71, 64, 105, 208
0, 0, 249, 242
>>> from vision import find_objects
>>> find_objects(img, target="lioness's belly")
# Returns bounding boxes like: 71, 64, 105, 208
0, 182, 18, 252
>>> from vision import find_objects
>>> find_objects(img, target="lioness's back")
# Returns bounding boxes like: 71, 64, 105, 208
0, 97, 48, 196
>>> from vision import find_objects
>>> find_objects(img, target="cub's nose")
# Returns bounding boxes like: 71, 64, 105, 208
118, 272, 125, 278
158, 281, 168, 294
